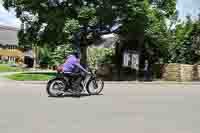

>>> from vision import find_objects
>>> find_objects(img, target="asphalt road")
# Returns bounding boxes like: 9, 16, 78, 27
0, 77, 200, 133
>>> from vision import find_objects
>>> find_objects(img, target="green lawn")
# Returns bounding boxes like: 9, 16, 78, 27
0, 64, 22, 72
6, 72, 56, 81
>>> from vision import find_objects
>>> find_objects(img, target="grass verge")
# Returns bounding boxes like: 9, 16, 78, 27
0, 64, 22, 72
6, 72, 56, 81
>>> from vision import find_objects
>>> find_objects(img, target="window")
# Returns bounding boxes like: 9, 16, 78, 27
123, 51, 139, 70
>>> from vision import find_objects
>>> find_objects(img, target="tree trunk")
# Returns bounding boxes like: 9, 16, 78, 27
137, 31, 145, 80
33, 45, 37, 68
115, 42, 123, 81
80, 46, 87, 67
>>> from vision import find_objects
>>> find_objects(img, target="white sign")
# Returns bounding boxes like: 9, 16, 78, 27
131, 53, 139, 70
123, 52, 130, 67
123, 51, 139, 70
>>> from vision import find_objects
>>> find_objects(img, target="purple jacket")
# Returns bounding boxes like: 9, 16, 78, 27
63, 55, 88, 73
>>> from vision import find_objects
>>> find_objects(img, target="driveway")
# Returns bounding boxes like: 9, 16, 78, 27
0, 77, 200, 133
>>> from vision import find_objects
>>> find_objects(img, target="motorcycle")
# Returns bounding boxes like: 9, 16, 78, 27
46, 68, 104, 97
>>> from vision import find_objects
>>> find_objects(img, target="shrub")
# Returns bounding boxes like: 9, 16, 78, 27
87, 48, 114, 70
49, 44, 75, 67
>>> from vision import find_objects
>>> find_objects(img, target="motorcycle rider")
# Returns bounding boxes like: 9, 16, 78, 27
63, 52, 90, 92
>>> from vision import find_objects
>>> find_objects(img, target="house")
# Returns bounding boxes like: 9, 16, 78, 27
89, 33, 140, 81
0, 25, 23, 63
0, 25, 35, 67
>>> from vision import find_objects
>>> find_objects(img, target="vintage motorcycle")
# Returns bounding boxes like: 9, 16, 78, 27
46, 68, 104, 97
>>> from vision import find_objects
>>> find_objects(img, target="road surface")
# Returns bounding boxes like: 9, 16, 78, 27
0, 76, 200, 133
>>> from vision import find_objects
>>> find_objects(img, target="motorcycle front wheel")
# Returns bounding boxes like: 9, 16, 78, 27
86, 78, 104, 95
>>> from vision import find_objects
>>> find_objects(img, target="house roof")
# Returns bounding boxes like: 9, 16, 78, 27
0, 49, 23, 57
0, 25, 19, 46
91, 33, 119, 48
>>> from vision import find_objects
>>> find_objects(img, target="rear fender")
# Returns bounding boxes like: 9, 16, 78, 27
47, 77, 68, 85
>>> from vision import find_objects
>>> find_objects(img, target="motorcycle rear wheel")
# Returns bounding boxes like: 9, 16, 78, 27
46, 78, 67, 97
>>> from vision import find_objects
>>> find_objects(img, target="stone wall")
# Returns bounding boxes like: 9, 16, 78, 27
96, 63, 200, 81
180, 64, 194, 81
163, 64, 181, 81
193, 65, 200, 81
163, 64, 198, 81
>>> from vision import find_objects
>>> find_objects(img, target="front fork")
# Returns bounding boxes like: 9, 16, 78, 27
82, 75, 91, 91
83, 75, 98, 91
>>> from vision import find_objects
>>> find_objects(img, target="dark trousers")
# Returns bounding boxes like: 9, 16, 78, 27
144, 69, 153, 81
144, 70, 149, 81
65, 72, 84, 89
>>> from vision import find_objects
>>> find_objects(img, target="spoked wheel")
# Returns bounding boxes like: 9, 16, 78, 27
47, 79, 66, 97
86, 78, 104, 95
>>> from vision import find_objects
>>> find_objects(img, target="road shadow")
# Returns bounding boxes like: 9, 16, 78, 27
48, 93, 103, 99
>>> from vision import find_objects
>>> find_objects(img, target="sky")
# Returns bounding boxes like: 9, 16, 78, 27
0, 0, 21, 28
176, 0, 200, 20
0, 0, 200, 28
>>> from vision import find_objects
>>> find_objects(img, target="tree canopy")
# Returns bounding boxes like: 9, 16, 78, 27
168, 15, 200, 64
3, 0, 176, 46
4, 0, 200, 66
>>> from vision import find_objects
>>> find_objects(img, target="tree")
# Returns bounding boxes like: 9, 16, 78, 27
49, 44, 74, 67
168, 14, 200, 64
3, 0, 176, 66
38, 46, 51, 68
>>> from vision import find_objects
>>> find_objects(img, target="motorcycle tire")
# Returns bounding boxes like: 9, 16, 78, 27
46, 78, 67, 97
86, 78, 104, 95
